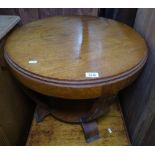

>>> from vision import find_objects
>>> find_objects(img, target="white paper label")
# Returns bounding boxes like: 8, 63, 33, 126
107, 128, 112, 134
85, 72, 99, 78
28, 60, 38, 64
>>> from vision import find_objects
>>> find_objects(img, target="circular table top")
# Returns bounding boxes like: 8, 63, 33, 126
4, 16, 147, 86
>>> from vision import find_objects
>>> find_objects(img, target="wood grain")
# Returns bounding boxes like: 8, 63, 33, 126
4, 16, 148, 99
4, 16, 147, 80
26, 99, 130, 146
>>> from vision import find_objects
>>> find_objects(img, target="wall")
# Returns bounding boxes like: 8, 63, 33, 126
120, 8, 155, 145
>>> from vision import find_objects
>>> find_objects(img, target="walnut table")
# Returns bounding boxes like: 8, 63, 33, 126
4, 16, 148, 143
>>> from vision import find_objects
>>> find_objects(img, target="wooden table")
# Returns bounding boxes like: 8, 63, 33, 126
4, 16, 148, 144
4, 16, 147, 98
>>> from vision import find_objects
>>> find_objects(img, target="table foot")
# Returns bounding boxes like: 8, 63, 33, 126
81, 119, 100, 143
34, 103, 52, 123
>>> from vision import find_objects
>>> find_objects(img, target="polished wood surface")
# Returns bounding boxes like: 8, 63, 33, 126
26, 99, 130, 146
4, 16, 148, 99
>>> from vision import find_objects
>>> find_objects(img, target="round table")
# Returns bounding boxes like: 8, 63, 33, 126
4, 16, 148, 142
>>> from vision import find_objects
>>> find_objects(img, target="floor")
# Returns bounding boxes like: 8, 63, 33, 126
26, 98, 130, 146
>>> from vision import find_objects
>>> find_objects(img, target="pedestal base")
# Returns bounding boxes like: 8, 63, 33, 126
26, 100, 130, 146
24, 88, 116, 143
